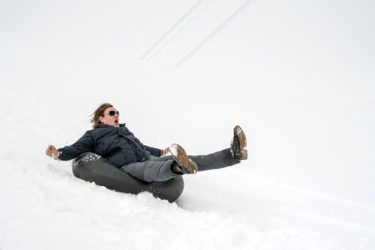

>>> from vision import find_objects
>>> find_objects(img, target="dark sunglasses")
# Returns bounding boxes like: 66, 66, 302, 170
108, 110, 120, 116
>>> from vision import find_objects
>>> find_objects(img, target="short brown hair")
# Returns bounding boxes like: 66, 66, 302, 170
90, 103, 113, 129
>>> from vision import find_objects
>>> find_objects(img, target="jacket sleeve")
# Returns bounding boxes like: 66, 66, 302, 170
125, 127, 162, 157
57, 131, 94, 161
143, 145, 162, 157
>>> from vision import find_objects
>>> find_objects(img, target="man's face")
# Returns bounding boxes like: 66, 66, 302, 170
99, 107, 120, 127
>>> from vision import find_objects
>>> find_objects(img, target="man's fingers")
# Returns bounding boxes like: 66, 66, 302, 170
162, 147, 170, 155
46, 145, 55, 157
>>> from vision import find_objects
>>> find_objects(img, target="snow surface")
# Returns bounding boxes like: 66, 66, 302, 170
1, 0, 375, 249
1, 89, 375, 250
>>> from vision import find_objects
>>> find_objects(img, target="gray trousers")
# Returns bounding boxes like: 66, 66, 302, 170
120, 148, 240, 183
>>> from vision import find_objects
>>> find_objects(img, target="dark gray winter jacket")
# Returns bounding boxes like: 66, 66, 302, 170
57, 123, 162, 167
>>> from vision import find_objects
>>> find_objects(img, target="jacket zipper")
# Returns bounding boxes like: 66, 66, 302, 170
123, 137, 137, 162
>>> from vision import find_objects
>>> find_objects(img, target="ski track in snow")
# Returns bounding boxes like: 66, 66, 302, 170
1, 89, 375, 250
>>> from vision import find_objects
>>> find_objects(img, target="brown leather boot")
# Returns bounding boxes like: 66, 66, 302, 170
230, 125, 248, 160
169, 144, 198, 174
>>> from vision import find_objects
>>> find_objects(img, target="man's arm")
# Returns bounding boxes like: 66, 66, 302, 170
46, 131, 94, 160
125, 127, 170, 157
143, 145, 170, 157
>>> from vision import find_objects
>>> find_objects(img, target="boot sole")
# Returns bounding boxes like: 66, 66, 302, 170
170, 144, 198, 174
234, 125, 248, 160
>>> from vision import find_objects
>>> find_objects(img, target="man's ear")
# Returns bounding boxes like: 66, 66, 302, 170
99, 116, 104, 123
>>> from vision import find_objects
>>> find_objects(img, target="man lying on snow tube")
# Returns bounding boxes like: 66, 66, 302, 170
72, 152, 184, 202
45, 103, 248, 202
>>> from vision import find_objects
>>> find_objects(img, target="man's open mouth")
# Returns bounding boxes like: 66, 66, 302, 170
115, 119, 119, 124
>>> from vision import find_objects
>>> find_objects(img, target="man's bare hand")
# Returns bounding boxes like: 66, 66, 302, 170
161, 147, 170, 156
45, 145, 60, 159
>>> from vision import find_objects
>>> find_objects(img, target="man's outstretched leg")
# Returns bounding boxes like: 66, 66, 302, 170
170, 125, 248, 173
187, 125, 247, 171
120, 125, 247, 181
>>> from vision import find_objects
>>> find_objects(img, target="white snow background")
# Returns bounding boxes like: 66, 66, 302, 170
1, 0, 375, 249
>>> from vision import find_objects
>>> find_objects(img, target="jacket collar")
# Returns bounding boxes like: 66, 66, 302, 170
98, 123, 126, 128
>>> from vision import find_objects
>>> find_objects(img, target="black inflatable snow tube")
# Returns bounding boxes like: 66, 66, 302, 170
72, 153, 184, 202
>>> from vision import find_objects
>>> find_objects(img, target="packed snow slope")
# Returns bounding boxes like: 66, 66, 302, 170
1, 0, 375, 249
1, 88, 375, 250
